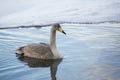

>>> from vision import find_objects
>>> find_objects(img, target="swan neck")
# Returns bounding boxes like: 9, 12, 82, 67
50, 29, 56, 49
50, 27, 62, 59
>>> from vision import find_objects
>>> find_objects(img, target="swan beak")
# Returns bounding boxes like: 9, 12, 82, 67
62, 30, 66, 35
58, 27, 66, 35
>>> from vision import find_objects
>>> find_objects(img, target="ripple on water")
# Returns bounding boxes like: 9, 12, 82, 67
0, 24, 120, 80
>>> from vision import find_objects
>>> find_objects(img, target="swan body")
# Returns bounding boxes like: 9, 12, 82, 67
17, 23, 66, 59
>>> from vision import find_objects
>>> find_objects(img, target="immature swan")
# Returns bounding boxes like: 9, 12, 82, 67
18, 23, 66, 59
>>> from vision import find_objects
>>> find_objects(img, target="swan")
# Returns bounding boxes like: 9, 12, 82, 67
17, 23, 66, 59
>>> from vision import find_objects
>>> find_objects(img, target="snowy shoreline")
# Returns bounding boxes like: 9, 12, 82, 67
0, 0, 120, 26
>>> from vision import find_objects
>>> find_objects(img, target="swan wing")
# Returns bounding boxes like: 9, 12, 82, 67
22, 43, 53, 59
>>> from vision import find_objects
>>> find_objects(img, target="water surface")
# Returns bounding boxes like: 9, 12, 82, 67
0, 23, 120, 80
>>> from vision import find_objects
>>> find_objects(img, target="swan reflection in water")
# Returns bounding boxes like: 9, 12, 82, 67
16, 54, 63, 80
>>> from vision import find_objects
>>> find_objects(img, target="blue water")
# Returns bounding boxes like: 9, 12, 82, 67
0, 23, 120, 80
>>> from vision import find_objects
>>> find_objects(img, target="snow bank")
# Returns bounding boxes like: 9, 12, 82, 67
0, 0, 120, 26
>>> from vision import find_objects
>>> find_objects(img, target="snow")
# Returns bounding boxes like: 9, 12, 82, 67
0, 0, 120, 26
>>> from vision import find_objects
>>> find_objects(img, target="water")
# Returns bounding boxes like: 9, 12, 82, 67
0, 23, 120, 80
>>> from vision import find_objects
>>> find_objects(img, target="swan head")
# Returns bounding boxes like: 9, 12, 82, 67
53, 23, 66, 35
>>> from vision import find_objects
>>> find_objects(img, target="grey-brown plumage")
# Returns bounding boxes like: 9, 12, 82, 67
17, 23, 66, 59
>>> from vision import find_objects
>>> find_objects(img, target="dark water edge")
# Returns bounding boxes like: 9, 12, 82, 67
0, 23, 120, 80
0, 22, 120, 30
